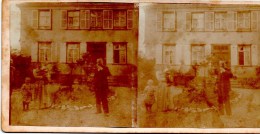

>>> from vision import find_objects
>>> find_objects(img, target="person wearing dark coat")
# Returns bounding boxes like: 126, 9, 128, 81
93, 58, 111, 116
216, 61, 234, 116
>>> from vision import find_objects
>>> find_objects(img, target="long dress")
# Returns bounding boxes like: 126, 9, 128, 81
156, 70, 171, 112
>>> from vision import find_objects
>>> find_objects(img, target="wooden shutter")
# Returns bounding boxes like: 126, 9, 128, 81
127, 10, 133, 29
205, 12, 214, 31
51, 42, 57, 62
186, 12, 192, 31
251, 11, 258, 31
60, 43, 66, 63
230, 44, 237, 66
61, 10, 67, 29
156, 9, 162, 31
85, 10, 90, 29
80, 42, 86, 57
80, 10, 87, 29
103, 10, 113, 29
227, 11, 237, 31
106, 42, 113, 64
32, 10, 38, 29
31, 42, 38, 62
155, 44, 163, 64
251, 45, 257, 65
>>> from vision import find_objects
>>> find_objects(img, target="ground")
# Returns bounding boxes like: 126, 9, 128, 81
10, 85, 260, 128
138, 87, 260, 128
10, 86, 134, 127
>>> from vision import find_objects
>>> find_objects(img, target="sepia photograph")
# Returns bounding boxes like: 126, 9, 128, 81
2, 0, 260, 133
137, 3, 260, 128
8, 1, 138, 128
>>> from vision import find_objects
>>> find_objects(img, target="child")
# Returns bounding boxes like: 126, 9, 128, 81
21, 77, 33, 111
143, 79, 156, 113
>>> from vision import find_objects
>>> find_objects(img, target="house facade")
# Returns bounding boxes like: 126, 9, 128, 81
141, 4, 260, 78
18, 3, 138, 86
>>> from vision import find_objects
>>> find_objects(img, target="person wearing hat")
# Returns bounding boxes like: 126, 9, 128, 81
93, 58, 111, 116
21, 77, 34, 111
216, 61, 235, 116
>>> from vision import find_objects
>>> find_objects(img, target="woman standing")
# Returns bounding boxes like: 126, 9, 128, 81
155, 69, 171, 112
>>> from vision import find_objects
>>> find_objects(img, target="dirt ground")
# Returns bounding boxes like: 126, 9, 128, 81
137, 87, 260, 128
10, 86, 134, 127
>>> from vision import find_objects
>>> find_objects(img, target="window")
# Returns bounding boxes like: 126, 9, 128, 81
67, 43, 80, 63
90, 10, 103, 29
191, 44, 205, 65
61, 9, 133, 30
38, 42, 51, 62
192, 13, 205, 31
215, 12, 227, 31
163, 12, 176, 31
68, 11, 80, 29
238, 45, 251, 66
113, 10, 127, 29
38, 10, 51, 29
163, 44, 175, 64
237, 11, 251, 31
113, 43, 127, 64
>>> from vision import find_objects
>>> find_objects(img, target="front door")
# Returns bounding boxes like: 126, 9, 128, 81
87, 42, 106, 64
211, 44, 231, 67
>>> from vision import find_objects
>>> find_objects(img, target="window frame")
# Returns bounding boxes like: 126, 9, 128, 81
162, 44, 176, 65
113, 10, 127, 29
237, 44, 252, 66
191, 12, 205, 31
66, 42, 80, 63
112, 42, 127, 64
67, 10, 80, 30
191, 44, 205, 65
214, 12, 227, 31
38, 42, 52, 63
237, 11, 251, 31
38, 9, 52, 30
162, 11, 176, 32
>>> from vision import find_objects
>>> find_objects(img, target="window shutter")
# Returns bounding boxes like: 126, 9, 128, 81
127, 10, 133, 29
227, 11, 237, 31
205, 12, 214, 31
85, 10, 90, 29
80, 10, 87, 29
106, 42, 113, 64
103, 10, 113, 29
31, 42, 38, 62
251, 45, 257, 65
60, 43, 66, 63
186, 12, 191, 31
80, 42, 86, 57
156, 9, 162, 31
51, 42, 57, 62
230, 44, 237, 66
251, 11, 258, 31
32, 10, 38, 29
61, 10, 67, 29
155, 44, 163, 64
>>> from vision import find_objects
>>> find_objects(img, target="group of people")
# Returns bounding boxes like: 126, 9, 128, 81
20, 58, 112, 117
143, 60, 235, 116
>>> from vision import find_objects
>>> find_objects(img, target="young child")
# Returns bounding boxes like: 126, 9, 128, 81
21, 77, 33, 111
143, 79, 156, 113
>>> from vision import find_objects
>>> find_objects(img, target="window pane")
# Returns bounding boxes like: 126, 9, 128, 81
68, 11, 80, 29
114, 50, 119, 63
192, 13, 204, 31
39, 42, 51, 62
39, 10, 51, 29
113, 10, 127, 28
67, 43, 79, 63
163, 12, 175, 31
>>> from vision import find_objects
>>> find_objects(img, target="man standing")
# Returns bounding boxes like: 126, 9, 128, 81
217, 61, 234, 116
93, 58, 111, 116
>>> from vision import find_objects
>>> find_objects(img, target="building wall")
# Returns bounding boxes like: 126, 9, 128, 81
19, 3, 138, 77
142, 4, 260, 77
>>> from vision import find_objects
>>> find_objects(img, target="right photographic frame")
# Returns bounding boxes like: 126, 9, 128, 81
137, 3, 260, 128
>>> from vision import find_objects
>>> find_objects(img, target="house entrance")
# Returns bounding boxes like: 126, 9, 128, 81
87, 42, 106, 64
211, 44, 231, 67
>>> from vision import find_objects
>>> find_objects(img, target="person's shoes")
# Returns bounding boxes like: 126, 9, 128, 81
95, 111, 101, 114
104, 113, 109, 117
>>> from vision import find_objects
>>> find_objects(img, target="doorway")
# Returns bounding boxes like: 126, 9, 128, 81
87, 42, 106, 64
211, 44, 231, 67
